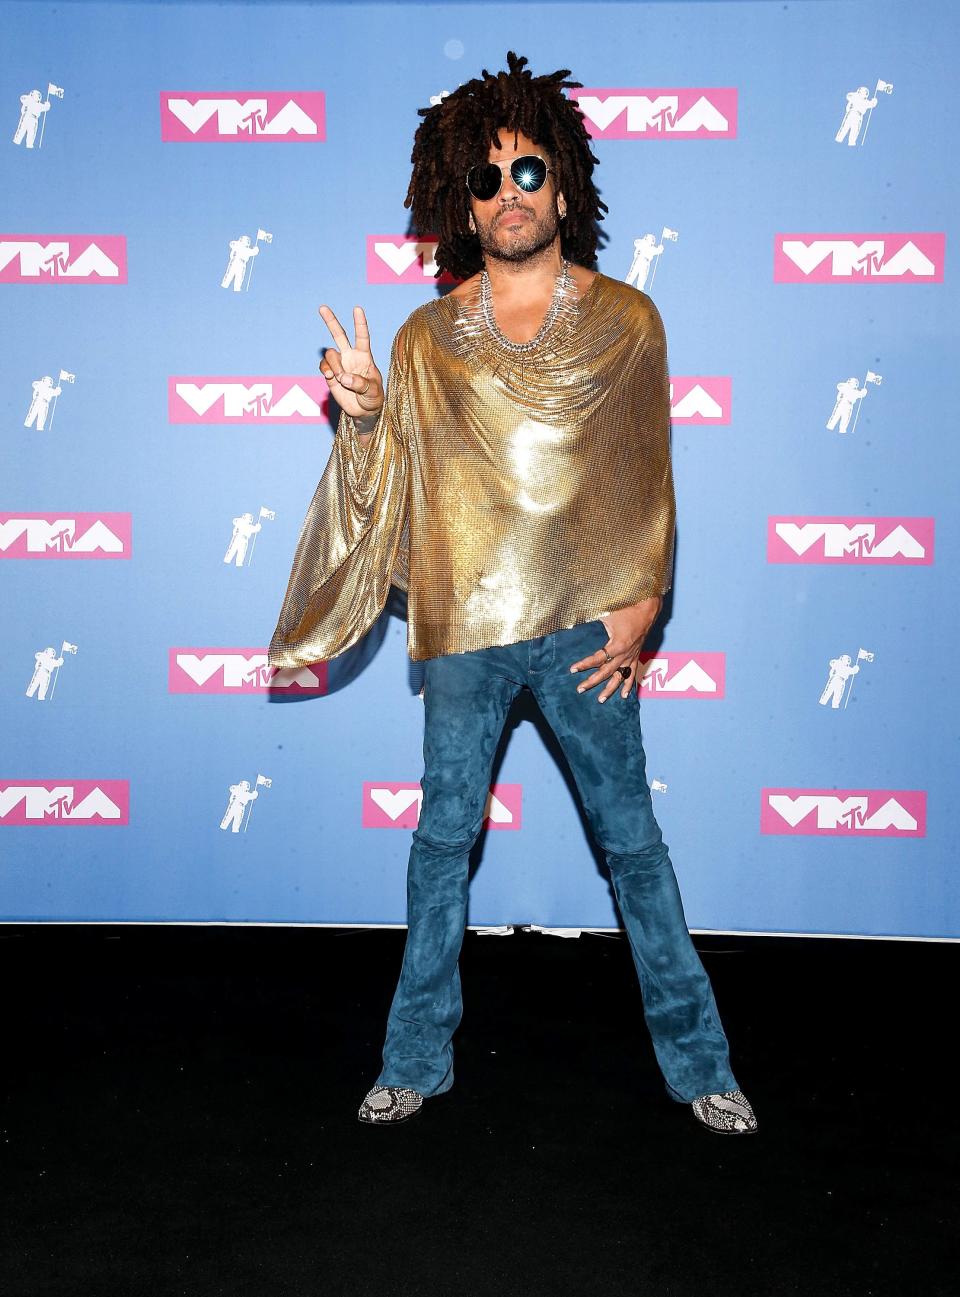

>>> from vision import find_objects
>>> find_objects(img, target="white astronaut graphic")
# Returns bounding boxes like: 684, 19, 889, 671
819, 655, 859, 708
224, 512, 261, 566
13, 89, 50, 148
819, 648, 874, 710
625, 234, 664, 291
220, 780, 258, 832
220, 773, 271, 832
826, 377, 867, 435
221, 234, 259, 291
220, 236, 258, 294
24, 375, 62, 430
835, 86, 879, 147
825, 369, 881, 435
26, 646, 63, 699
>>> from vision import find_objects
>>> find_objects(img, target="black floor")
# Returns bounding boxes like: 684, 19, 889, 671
1, 925, 955, 1296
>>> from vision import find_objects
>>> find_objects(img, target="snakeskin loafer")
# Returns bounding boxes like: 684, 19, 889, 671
357, 1085, 425, 1125
691, 1089, 758, 1134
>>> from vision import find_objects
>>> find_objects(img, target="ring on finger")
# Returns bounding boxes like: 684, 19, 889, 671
602, 650, 613, 663
616, 664, 631, 680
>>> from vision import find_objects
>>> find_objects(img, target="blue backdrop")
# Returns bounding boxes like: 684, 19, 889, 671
2, 0, 956, 938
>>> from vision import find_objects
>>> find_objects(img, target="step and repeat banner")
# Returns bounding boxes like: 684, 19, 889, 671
1, 1, 956, 937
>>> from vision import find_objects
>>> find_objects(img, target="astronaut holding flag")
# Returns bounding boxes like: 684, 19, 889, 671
826, 369, 882, 436
26, 641, 76, 701
219, 774, 271, 833
625, 227, 676, 292
819, 648, 874, 710
835, 80, 891, 147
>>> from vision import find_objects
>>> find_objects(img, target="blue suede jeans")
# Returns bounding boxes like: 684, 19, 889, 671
375, 618, 740, 1105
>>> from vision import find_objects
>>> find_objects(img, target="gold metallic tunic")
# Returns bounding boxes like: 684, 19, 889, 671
267, 271, 675, 666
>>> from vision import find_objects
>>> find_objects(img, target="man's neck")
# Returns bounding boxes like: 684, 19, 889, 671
482, 243, 564, 300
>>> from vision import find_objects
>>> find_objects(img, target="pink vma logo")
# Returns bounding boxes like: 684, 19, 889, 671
768, 517, 934, 565
160, 93, 326, 141
0, 513, 131, 558
670, 377, 732, 424
0, 235, 127, 283
0, 780, 130, 826
638, 652, 725, 698
366, 237, 458, 284
362, 782, 522, 830
168, 649, 327, 694
774, 233, 945, 282
569, 88, 737, 139
168, 377, 329, 424
761, 789, 926, 837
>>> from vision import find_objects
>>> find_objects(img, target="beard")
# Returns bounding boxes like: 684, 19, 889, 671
475, 203, 560, 265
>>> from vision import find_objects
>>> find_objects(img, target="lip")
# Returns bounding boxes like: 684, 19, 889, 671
498, 212, 528, 227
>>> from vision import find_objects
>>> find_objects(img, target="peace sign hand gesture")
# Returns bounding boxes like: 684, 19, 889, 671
318, 304, 384, 421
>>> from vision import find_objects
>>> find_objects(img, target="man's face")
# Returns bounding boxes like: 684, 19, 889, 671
469, 128, 564, 265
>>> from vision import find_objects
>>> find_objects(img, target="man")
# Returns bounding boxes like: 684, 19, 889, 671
268, 53, 757, 1136
13, 89, 50, 148
24, 375, 62, 431
221, 234, 258, 292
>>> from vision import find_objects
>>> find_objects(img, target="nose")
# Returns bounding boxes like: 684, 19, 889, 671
497, 167, 525, 204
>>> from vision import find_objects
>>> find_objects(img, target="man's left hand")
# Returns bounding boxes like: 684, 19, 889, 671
568, 596, 662, 702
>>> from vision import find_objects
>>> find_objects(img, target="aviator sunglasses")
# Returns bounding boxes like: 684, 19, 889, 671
465, 154, 552, 201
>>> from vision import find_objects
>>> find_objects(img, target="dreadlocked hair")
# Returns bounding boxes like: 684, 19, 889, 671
405, 50, 607, 280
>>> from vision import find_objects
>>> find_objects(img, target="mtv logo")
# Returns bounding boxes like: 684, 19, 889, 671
168, 648, 328, 694
366, 237, 458, 284
362, 782, 522, 829
669, 377, 732, 424
767, 517, 934, 565
0, 513, 132, 559
570, 87, 738, 139
160, 92, 326, 141
761, 788, 926, 837
774, 233, 945, 283
638, 652, 726, 698
0, 780, 130, 826
0, 235, 127, 283
168, 376, 329, 424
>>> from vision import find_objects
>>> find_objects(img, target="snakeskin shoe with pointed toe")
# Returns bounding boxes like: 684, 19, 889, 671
690, 1089, 758, 1134
357, 1085, 425, 1125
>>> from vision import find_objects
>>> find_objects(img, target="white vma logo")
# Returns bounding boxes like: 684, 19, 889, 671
0, 240, 121, 277
578, 94, 730, 133
775, 522, 926, 559
767, 795, 919, 832
780, 240, 937, 277
167, 98, 320, 136
0, 517, 124, 553
0, 786, 123, 820
173, 382, 322, 419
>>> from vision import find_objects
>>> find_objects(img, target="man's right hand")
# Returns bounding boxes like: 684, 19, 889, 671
318, 304, 384, 422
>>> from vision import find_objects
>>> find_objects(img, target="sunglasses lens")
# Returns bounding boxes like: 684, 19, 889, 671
467, 163, 503, 201
511, 155, 548, 192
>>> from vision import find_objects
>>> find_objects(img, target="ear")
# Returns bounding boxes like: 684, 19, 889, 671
557, 190, 567, 220
468, 212, 477, 234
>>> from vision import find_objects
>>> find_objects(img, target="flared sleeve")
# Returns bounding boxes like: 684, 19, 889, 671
266, 331, 410, 668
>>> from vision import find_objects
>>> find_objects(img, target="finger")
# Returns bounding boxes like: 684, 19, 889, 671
576, 663, 618, 694
569, 647, 615, 675
597, 662, 634, 703
353, 305, 372, 354
318, 304, 351, 353
319, 347, 342, 383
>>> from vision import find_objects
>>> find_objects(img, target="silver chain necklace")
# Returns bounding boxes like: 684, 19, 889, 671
479, 258, 575, 354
